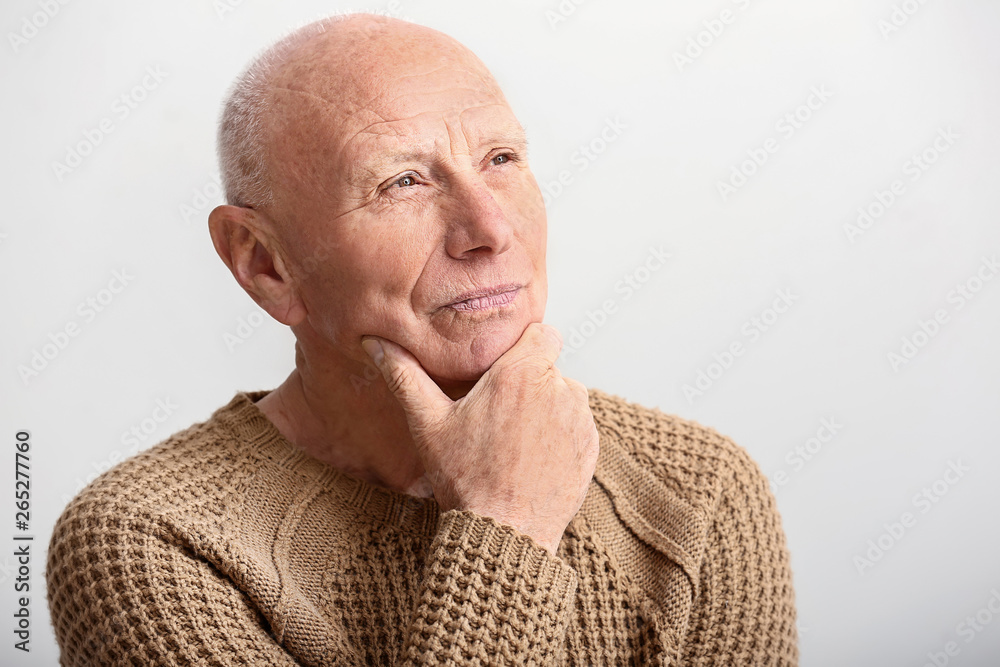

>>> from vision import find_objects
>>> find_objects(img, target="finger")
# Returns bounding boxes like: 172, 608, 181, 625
361, 336, 452, 429
492, 322, 564, 371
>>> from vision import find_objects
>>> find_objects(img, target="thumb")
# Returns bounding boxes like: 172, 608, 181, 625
361, 336, 452, 429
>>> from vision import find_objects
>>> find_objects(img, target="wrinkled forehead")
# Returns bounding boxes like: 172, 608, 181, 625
340, 82, 522, 158
262, 26, 520, 201
273, 64, 511, 141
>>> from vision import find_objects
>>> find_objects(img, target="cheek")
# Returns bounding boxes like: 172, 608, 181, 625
509, 176, 546, 235
513, 189, 547, 269
302, 231, 431, 337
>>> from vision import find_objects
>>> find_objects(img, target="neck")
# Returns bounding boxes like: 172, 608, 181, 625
255, 338, 475, 500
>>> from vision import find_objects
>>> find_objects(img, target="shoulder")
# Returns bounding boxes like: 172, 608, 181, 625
582, 387, 790, 620
45, 392, 314, 666
49, 392, 267, 549
586, 386, 771, 513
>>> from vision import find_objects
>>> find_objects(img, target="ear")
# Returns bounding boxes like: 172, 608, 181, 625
208, 204, 307, 327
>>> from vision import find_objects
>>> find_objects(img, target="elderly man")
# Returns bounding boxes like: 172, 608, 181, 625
46, 13, 797, 666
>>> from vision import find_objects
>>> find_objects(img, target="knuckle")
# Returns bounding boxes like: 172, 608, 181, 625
526, 321, 561, 349
384, 365, 409, 396
565, 378, 589, 399
543, 324, 563, 348
496, 359, 553, 392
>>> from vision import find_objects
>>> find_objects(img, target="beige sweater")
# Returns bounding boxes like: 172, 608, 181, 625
46, 388, 798, 665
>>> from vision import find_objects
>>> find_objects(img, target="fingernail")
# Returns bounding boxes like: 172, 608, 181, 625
361, 337, 384, 366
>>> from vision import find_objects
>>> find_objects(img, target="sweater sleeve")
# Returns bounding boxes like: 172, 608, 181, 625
398, 508, 579, 666
679, 454, 799, 666
46, 507, 303, 667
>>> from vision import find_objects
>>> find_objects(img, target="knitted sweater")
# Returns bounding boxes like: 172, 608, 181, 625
46, 388, 798, 666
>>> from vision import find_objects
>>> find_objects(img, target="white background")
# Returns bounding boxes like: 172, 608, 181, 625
2, 0, 999, 665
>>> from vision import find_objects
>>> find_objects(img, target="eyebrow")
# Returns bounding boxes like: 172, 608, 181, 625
360, 125, 530, 173
478, 125, 530, 150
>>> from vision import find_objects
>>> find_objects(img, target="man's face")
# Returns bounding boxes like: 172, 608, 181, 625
264, 31, 547, 385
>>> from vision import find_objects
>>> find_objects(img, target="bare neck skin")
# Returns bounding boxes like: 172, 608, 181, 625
256, 338, 475, 500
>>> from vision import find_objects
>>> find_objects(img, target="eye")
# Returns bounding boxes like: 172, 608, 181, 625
490, 151, 520, 166
391, 173, 418, 188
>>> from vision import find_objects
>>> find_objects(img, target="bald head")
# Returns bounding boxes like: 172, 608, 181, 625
208, 13, 546, 387
217, 13, 507, 212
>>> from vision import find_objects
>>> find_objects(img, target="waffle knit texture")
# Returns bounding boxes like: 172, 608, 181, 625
46, 388, 798, 666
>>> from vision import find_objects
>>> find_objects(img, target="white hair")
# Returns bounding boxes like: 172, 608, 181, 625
217, 11, 392, 208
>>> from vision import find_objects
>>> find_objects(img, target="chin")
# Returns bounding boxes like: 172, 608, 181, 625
420, 320, 528, 384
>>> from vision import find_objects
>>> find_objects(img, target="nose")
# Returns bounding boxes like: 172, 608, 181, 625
443, 172, 513, 259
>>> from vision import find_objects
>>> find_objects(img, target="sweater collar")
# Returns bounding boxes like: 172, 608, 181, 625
218, 390, 443, 536
218, 386, 709, 588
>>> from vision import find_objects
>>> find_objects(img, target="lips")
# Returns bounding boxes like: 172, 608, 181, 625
444, 284, 522, 311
